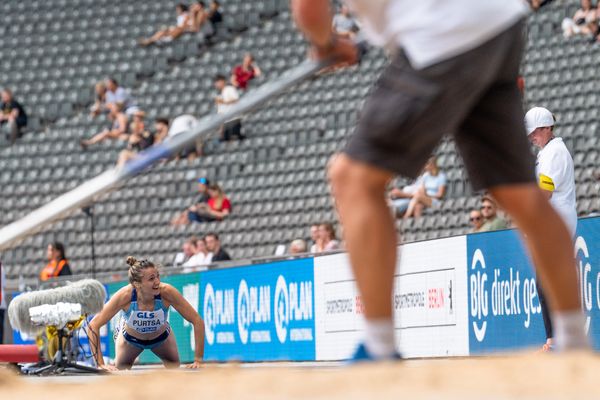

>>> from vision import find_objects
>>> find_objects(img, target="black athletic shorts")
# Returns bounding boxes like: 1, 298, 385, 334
345, 19, 535, 191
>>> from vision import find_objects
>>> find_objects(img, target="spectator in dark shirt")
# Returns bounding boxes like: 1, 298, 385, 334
208, 0, 223, 26
171, 177, 211, 225
39, 242, 72, 281
0, 89, 27, 145
153, 117, 170, 144
205, 232, 231, 261
231, 53, 262, 90
117, 111, 154, 167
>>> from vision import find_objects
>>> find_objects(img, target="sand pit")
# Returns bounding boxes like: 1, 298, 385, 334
1, 352, 599, 399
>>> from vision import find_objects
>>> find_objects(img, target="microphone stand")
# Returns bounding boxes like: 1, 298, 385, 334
82, 206, 96, 278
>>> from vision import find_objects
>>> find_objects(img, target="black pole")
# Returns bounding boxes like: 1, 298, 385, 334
82, 206, 96, 278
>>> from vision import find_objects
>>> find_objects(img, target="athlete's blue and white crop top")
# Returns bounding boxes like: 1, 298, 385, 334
122, 288, 170, 334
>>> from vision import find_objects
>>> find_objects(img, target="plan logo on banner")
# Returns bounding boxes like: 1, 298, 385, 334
200, 258, 316, 361
467, 230, 546, 353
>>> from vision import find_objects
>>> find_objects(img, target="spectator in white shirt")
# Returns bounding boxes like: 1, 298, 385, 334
139, 3, 192, 46
404, 156, 447, 219
214, 74, 244, 141
183, 237, 213, 272
105, 78, 138, 116
332, 5, 360, 39
311, 223, 341, 253
173, 237, 197, 267
289, 239, 308, 255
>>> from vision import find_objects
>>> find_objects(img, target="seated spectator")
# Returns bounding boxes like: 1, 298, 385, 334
205, 232, 231, 261
208, 0, 223, 28
309, 224, 320, 250
0, 89, 27, 145
231, 53, 262, 90
188, 183, 232, 223
529, 0, 555, 10
171, 177, 211, 226
105, 78, 138, 116
90, 82, 107, 118
40, 242, 72, 281
189, 1, 215, 39
562, 0, 597, 38
80, 102, 129, 149
139, 3, 192, 46
388, 176, 423, 218
117, 112, 154, 167
0, 261, 5, 344
469, 209, 484, 233
289, 239, 308, 255
332, 4, 360, 39
479, 195, 508, 232
153, 117, 170, 144
311, 223, 341, 253
214, 75, 244, 141
173, 237, 198, 266
183, 236, 213, 271
404, 156, 447, 219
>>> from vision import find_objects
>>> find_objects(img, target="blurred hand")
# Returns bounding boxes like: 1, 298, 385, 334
186, 360, 203, 369
311, 35, 359, 71
100, 364, 118, 372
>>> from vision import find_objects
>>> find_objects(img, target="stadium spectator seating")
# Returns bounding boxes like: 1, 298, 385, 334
0, 0, 598, 280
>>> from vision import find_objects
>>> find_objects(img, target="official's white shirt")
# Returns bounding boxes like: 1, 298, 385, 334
536, 137, 577, 237
344, 0, 529, 69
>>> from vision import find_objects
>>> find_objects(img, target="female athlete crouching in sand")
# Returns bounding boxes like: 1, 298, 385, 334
88, 256, 205, 370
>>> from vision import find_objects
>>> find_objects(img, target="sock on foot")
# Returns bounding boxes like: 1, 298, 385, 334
363, 318, 396, 359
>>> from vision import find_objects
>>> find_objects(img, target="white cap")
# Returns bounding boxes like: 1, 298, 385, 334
168, 114, 198, 137
524, 107, 554, 135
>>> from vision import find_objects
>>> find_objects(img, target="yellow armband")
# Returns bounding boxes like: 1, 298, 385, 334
538, 174, 555, 192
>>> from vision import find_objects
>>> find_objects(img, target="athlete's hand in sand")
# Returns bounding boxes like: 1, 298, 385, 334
311, 35, 359, 71
186, 360, 203, 369
100, 364, 119, 372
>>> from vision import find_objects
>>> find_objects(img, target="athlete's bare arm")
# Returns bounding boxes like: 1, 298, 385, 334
161, 283, 205, 367
88, 286, 131, 369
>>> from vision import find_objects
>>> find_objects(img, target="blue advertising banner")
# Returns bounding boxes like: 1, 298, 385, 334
200, 258, 316, 361
468, 217, 600, 354
467, 229, 545, 354
573, 217, 600, 350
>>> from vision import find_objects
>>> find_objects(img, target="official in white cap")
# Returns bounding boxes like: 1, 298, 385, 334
525, 106, 577, 352
525, 107, 577, 237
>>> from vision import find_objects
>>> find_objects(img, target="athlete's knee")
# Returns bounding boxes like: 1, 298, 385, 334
491, 184, 549, 222
328, 154, 390, 199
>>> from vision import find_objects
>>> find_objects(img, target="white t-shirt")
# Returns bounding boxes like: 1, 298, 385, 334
536, 137, 577, 237
183, 252, 213, 268
217, 85, 240, 114
344, 0, 529, 69
106, 87, 137, 112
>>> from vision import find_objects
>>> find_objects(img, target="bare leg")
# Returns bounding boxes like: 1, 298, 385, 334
140, 28, 170, 46
114, 333, 144, 370
150, 331, 180, 368
489, 184, 580, 312
329, 154, 396, 319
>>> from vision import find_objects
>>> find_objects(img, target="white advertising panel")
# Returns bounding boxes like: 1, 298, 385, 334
314, 236, 469, 360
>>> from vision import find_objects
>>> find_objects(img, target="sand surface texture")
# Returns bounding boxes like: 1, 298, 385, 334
1, 353, 599, 399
